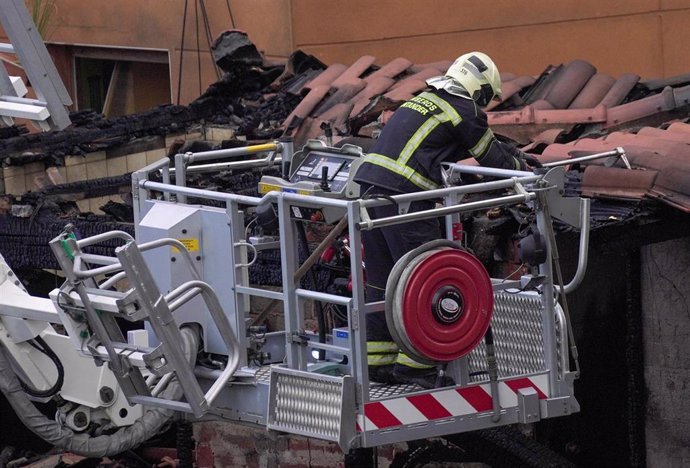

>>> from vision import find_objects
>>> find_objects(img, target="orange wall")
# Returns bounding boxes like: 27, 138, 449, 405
289, 0, 690, 79
40, 0, 292, 105
12, 0, 690, 106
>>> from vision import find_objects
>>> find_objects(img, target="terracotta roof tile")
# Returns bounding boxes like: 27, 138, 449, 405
599, 73, 640, 108
581, 166, 658, 200
637, 126, 690, 143
283, 85, 330, 133
276, 53, 690, 213
364, 57, 413, 83
331, 56, 376, 87
350, 76, 396, 118
534, 128, 690, 211
605, 87, 677, 127
520, 128, 566, 153
651, 163, 690, 211
388, 67, 440, 92
383, 81, 424, 102
666, 122, 690, 134
603, 131, 688, 154
642, 73, 690, 91
316, 102, 353, 135
544, 60, 597, 109
410, 60, 451, 74
314, 78, 365, 117
568, 73, 616, 109
303, 63, 348, 91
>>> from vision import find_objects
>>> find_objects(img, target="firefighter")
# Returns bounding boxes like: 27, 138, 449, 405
354, 51, 534, 388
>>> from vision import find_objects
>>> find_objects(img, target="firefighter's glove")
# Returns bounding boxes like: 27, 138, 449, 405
518, 153, 543, 170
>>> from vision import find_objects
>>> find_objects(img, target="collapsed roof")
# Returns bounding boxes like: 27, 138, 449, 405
1, 32, 690, 273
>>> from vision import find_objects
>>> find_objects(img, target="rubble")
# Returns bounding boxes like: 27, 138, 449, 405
0, 33, 689, 285
0, 32, 689, 468
211, 30, 263, 70
9, 204, 32, 218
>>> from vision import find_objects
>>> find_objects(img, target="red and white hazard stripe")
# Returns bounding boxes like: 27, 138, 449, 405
358, 375, 549, 431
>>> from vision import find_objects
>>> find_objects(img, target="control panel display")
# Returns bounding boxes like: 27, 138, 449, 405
308, 159, 345, 181
258, 142, 364, 203
289, 151, 354, 193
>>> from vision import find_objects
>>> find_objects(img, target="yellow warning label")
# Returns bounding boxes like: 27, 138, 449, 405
172, 238, 200, 253
259, 183, 280, 194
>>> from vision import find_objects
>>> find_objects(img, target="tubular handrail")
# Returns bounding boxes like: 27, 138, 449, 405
73, 256, 123, 278
138, 238, 202, 281
174, 142, 283, 203
76, 230, 134, 248
167, 156, 283, 176
357, 192, 537, 231
560, 198, 591, 294
140, 180, 267, 206
71, 237, 203, 281
162, 279, 241, 405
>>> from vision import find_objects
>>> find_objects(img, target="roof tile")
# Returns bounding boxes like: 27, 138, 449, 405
283, 85, 330, 132
544, 60, 597, 109
275, 53, 690, 214
666, 121, 690, 134
314, 78, 366, 117
650, 163, 690, 212
350, 77, 396, 118
606, 87, 677, 127
303, 63, 348, 91
598, 73, 640, 108
581, 165, 658, 200
331, 56, 377, 87
568, 73, 616, 109
637, 126, 690, 143
364, 57, 413, 83
388, 67, 440, 92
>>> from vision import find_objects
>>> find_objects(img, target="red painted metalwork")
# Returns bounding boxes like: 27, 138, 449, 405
400, 249, 493, 361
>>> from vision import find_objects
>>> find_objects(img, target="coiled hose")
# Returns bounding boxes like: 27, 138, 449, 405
0, 326, 199, 458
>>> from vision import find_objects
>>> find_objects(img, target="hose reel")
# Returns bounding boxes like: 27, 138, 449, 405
385, 240, 494, 364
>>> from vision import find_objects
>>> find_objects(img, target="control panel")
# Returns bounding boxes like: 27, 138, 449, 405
258, 140, 364, 200
288, 151, 352, 192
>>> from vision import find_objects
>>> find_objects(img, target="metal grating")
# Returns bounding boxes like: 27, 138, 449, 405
554, 303, 567, 378
255, 365, 272, 383
268, 367, 354, 449
468, 292, 546, 382
369, 381, 423, 400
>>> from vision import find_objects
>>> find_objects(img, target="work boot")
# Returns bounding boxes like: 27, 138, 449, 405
368, 364, 396, 384
391, 364, 455, 389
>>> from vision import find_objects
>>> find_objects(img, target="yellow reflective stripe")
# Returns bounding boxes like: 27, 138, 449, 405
367, 341, 399, 354
397, 93, 461, 167
419, 92, 462, 126
470, 128, 495, 158
368, 354, 397, 366
398, 116, 444, 166
395, 353, 435, 369
364, 153, 438, 191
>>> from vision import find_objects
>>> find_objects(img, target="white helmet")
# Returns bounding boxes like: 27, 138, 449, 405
444, 52, 502, 107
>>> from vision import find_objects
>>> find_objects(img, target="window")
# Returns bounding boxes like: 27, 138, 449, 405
72, 47, 171, 117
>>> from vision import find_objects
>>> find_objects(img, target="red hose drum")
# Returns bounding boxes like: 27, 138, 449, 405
386, 245, 494, 363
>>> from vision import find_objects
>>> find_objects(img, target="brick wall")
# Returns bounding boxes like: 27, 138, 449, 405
194, 421, 401, 468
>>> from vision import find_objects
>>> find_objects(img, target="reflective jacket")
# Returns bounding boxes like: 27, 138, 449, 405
354, 88, 524, 193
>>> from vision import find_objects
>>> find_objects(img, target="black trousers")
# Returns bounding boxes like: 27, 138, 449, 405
359, 184, 443, 342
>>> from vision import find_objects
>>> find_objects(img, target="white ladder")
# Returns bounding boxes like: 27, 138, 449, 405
0, 0, 71, 130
